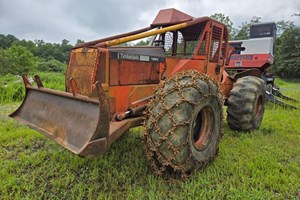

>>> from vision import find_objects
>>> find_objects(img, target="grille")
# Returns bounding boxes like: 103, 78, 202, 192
66, 48, 98, 96
96, 52, 106, 83
197, 32, 208, 55
209, 26, 222, 62
164, 24, 203, 57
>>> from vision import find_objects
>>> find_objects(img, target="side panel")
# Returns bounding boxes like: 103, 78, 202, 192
108, 48, 164, 86
228, 53, 273, 69
109, 59, 160, 86
66, 48, 99, 96
241, 38, 274, 55
167, 58, 206, 76
108, 85, 156, 112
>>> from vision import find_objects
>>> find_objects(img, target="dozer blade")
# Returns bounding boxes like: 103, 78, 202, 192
9, 75, 110, 157
266, 91, 297, 110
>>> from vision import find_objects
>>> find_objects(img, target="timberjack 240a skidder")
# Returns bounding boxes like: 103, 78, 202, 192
10, 8, 267, 179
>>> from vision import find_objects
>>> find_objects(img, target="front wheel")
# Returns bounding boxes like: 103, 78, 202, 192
143, 70, 223, 179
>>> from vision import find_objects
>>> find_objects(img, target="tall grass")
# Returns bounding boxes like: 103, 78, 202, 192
0, 72, 65, 103
0, 74, 24, 103
38, 72, 65, 91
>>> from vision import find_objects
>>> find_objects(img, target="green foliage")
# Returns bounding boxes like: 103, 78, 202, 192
0, 44, 37, 75
135, 40, 149, 46
0, 73, 65, 103
76, 39, 85, 45
37, 72, 65, 91
33, 39, 72, 63
0, 74, 24, 103
272, 27, 300, 78
1, 34, 73, 63
235, 16, 261, 40
276, 20, 295, 36
0, 34, 19, 49
37, 59, 66, 72
0, 49, 12, 73
12, 39, 37, 55
0, 34, 75, 76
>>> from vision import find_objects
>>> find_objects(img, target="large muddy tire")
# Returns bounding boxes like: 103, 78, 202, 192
227, 76, 266, 131
144, 70, 223, 179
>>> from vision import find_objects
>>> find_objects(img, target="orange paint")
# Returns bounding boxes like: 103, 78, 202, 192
65, 17, 233, 115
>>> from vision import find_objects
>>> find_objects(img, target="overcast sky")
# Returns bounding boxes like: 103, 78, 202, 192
1, 0, 299, 44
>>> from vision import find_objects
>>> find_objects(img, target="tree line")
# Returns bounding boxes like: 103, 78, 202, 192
0, 36, 85, 75
0, 13, 299, 78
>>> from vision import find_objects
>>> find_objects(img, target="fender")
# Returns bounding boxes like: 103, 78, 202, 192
231, 68, 262, 81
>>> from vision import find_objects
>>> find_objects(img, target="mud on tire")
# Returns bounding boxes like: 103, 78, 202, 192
143, 70, 223, 179
227, 76, 266, 131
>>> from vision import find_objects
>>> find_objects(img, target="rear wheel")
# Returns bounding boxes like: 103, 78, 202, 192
144, 70, 223, 179
227, 76, 266, 131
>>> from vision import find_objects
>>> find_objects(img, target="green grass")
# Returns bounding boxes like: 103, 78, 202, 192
0, 72, 65, 103
0, 77, 299, 199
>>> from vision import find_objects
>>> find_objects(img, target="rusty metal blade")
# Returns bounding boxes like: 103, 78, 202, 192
9, 75, 110, 157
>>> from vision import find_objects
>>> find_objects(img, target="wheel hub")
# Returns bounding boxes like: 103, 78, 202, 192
193, 106, 214, 151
